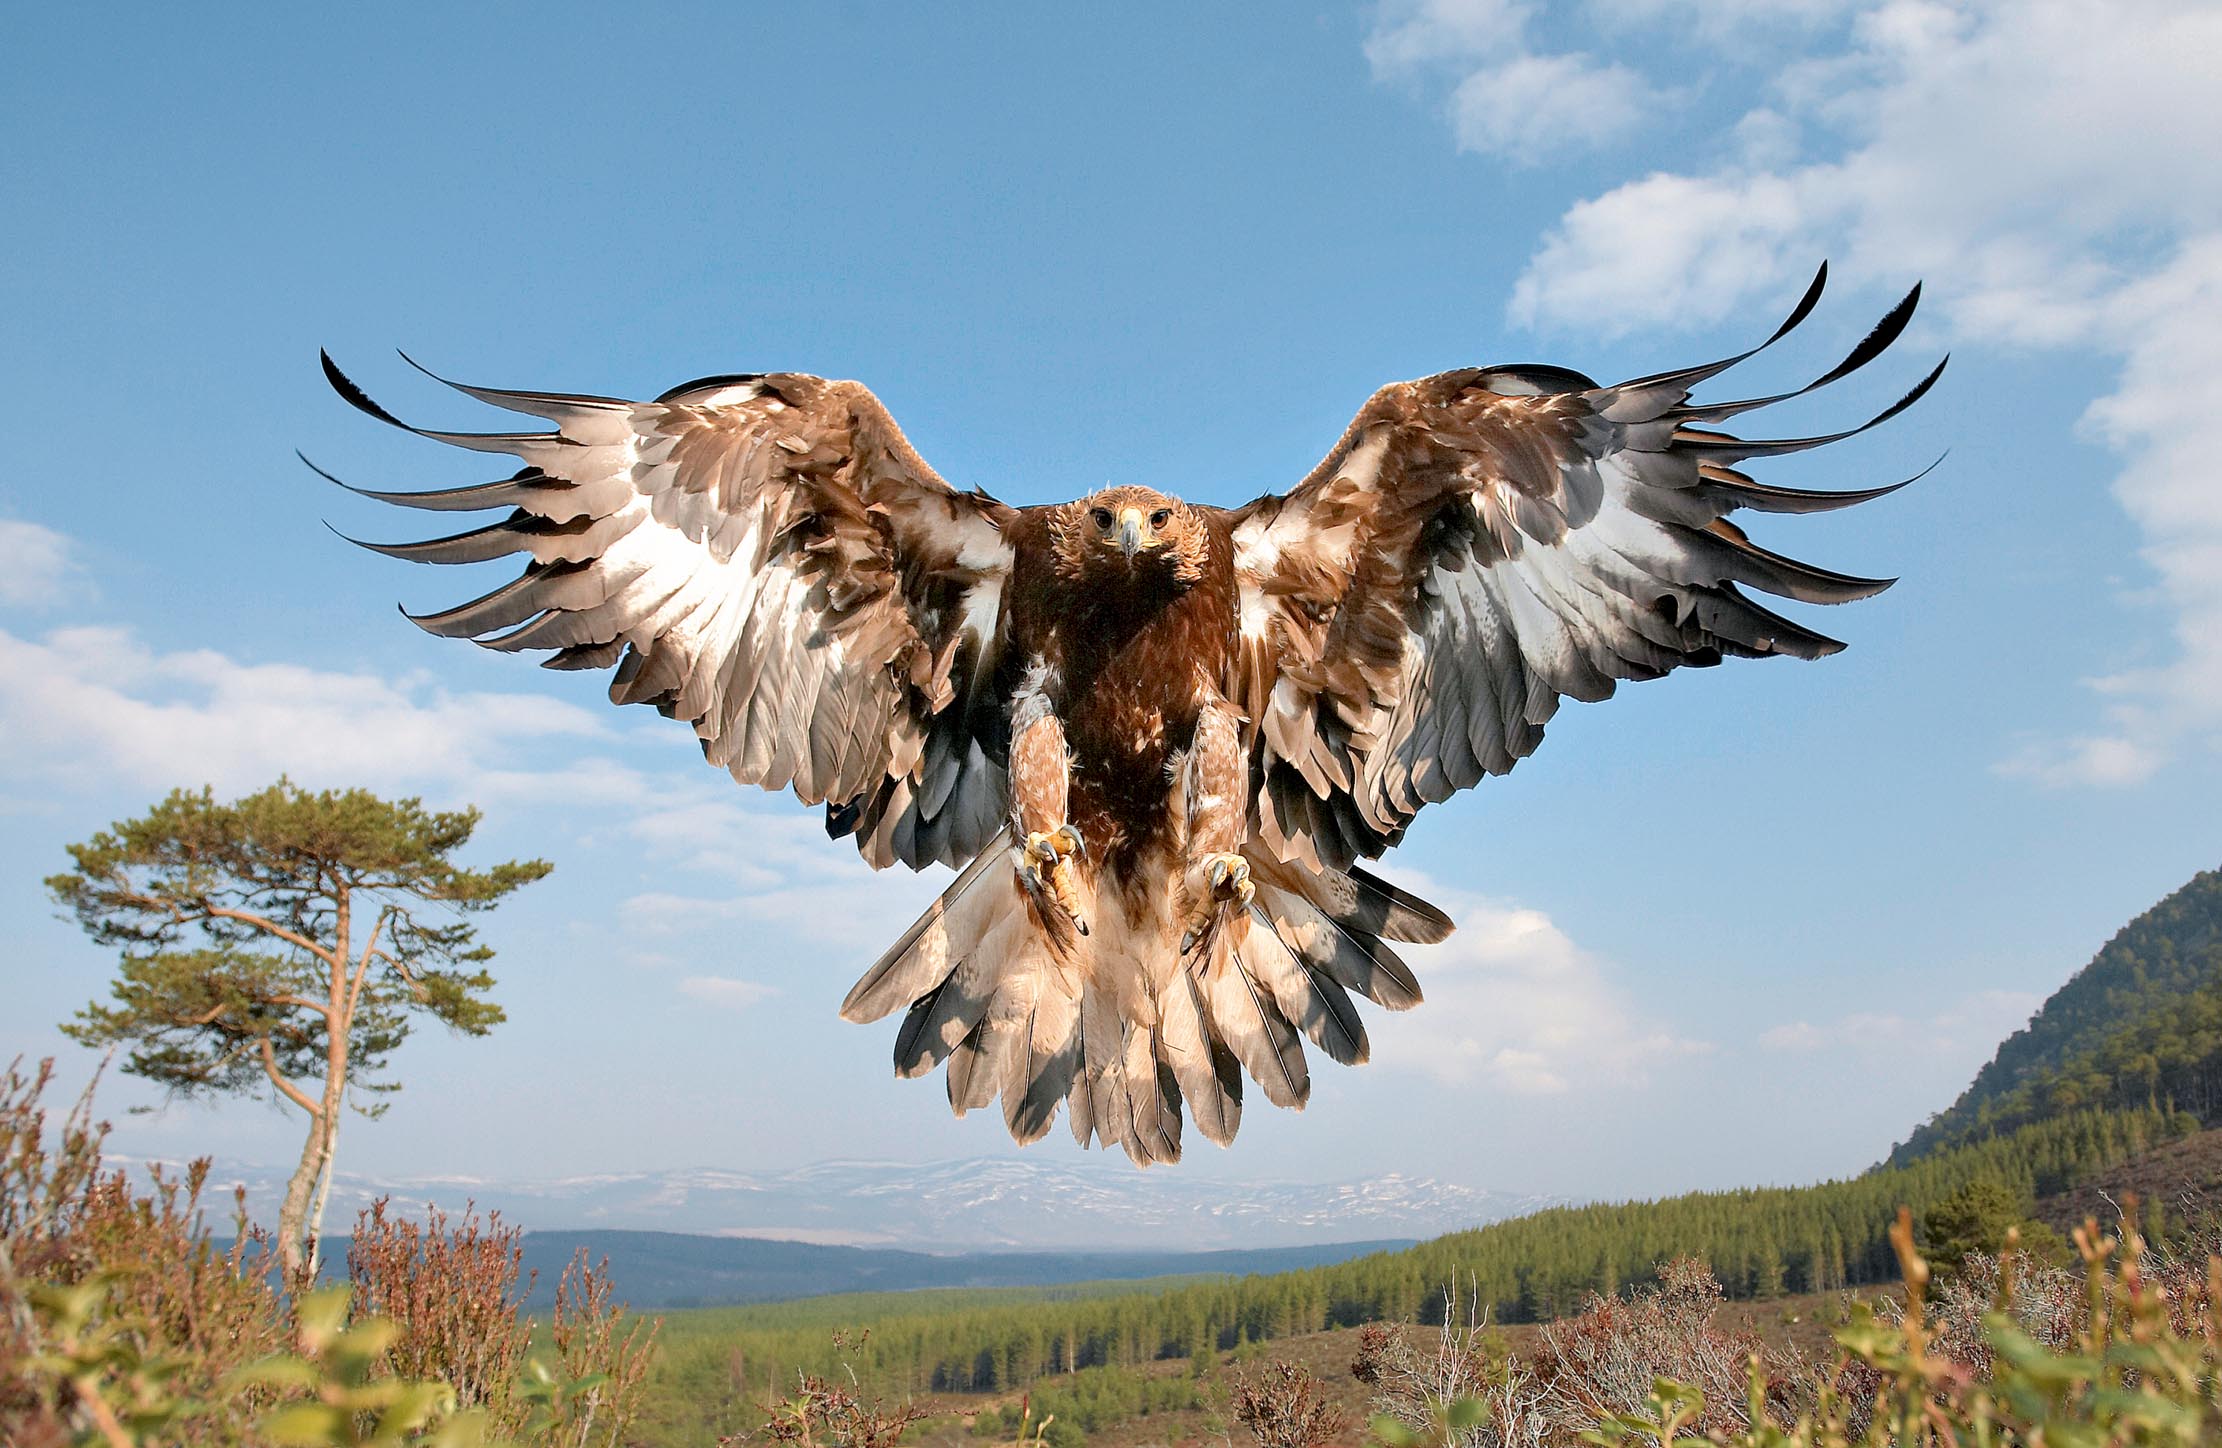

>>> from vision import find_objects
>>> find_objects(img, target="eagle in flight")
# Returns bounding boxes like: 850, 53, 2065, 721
319, 265, 1937, 1165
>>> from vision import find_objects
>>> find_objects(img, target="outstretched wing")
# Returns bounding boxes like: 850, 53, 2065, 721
318, 360, 1016, 869
1227, 266, 1942, 872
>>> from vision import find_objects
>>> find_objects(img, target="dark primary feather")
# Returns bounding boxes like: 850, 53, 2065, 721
317, 355, 1018, 871
1666, 282, 1922, 422
1227, 268, 1941, 872
300, 453, 578, 515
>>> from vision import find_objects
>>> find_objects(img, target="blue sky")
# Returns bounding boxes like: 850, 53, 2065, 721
4, 1, 2219, 1209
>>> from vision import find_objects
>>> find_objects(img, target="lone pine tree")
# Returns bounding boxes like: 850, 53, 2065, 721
50, 780, 549, 1275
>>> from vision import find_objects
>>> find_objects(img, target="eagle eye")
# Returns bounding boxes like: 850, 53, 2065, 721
1149, 509, 1171, 529
1090, 507, 1114, 529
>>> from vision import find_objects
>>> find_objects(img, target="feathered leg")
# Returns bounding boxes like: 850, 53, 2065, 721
1178, 696, 1251, 956
1009, 673, 1088, 944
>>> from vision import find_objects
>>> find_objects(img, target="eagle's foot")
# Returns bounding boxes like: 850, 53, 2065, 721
1180, 853, 1254, 956
1019, 825, 1089, 938
1204, 852, 1254, 907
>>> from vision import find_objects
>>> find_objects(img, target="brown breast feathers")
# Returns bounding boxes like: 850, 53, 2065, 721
1002, 502, 1238, 868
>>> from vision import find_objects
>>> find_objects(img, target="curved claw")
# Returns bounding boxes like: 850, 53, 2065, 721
1028, 823, 1085, 862
1183, 854, 1254, 960
1204, 853, 1253, 907
1018, 828, 1090, 939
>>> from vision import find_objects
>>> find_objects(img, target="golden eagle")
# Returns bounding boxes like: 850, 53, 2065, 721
318, 265, 1937, 1164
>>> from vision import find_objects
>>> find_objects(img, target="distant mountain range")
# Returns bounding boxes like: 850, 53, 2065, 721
126, 1154, 1556, 1255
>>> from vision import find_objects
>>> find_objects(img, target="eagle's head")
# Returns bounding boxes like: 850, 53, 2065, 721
1051, 485, 1209, 587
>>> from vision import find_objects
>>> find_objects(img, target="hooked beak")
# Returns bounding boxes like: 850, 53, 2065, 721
1117, 510, 1145, 558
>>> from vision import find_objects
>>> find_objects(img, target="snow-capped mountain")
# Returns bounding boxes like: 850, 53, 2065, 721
126, 1154, 1558, 1252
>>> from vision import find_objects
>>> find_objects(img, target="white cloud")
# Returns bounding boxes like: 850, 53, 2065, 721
0, 621, 610, 798
621, 876, 939, 957
1373, 886, 1711, 1094
0, 519, 83, 608
0, 525, 971, 974
677, 975, 777, 1011
1480, 0, 2222, 781
1367, 0, 1666, 163
1758, 1021, 1826, 1052
0, 533, 931, 951
1447, 53, 1658, 164
1364, 0, 1530, 72
617, 795, 950, 956
1511, 169, 1828, 333
1761, 988, 2042, 1057
1997, 733, 2166, 790
623, 798, 862, 889
1590, 0, 1857, 32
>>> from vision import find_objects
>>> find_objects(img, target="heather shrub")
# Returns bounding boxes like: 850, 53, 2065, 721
1579, 1208, 2222, 1446
348, 1199, 536, 1420
1231, 1358, 1348, 1448
1, 1058, 291, 1444
2, 1058, 657, 1447
744, 1332, 927, 1448
1350, 1207, 2222, 1447
752, 1368, 926, 1448
1528, 1258, 1807, 1440
543, 1245, 661, 1447
1354, 1289, 1538, 1448
1356, 1265, 1802, 1447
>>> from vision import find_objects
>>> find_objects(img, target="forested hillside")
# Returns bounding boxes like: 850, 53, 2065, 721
1890, 867, 2222, 1164
644, 1103, 2188, 1431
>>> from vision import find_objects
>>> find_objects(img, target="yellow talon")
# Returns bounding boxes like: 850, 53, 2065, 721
1204, 852, 1251, 906
1181, 853, 1254, 958
1019, 826, 1089, 938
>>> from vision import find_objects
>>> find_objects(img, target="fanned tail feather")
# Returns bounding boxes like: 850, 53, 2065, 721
1001, 959, 1082, 1145
1161, 969, 1243, 1145
847, 846, 1452, 1159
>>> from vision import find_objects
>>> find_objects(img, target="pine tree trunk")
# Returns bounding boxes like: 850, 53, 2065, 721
301, 883, 352, 1282
277, 1106, 326, 1280
305, 1104, 342, 1278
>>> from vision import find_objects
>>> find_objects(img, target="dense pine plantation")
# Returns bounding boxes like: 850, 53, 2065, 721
639, 1102, 2189, 1441
1892, 867, 2222, 1162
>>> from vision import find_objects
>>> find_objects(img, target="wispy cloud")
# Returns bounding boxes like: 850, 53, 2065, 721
1588, 0, 1860, 38
677, 975, 778, 1011
1761, 988, 2043, 1058
1373, 881, 1712, 1095
614, 790, 949, 955
1365, 0, 1667, 164
0, 621, 610, 799
0, 519, 85, 609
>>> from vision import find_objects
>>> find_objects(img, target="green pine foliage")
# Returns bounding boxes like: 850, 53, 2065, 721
637, 1102, 2191, 1435
1891, 865, 2222, 1164
49, 779, 549, 1274
1915, 1173, 2026, 1271
969, 1363, 1206, 1447
53, 780, 550, 1099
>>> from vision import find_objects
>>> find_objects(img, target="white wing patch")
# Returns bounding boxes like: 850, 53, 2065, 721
323, 358, 1017, 870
